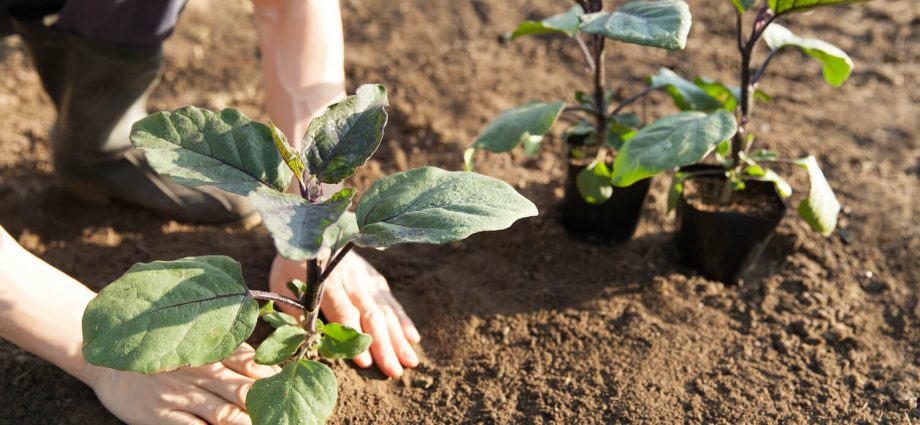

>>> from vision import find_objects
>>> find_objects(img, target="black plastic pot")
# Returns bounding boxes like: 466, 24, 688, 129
673, 164, 786, 283
560, 159, 651, 243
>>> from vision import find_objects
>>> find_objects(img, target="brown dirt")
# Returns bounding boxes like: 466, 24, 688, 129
1, 0, 919, 424
684, 176, 785, 218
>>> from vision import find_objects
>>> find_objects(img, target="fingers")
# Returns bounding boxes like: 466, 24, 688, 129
383, 306, 419, 368
157, 410, 207, 425
359, 305, 403, 378
221, 344, 281, 379
183, 389, 252, 425
320, 282, 371, 367
380, 290, 421, 344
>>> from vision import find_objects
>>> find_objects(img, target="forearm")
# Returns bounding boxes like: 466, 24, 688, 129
0, 229, 98, 385
253, 0, 346, 148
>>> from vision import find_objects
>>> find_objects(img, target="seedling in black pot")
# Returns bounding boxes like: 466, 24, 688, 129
652, 0, 872, 282
464, 0, 737, 243
79, 84, 537, 424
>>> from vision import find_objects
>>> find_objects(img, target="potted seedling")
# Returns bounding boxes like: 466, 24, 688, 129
464, 0, 737, 242
79, 84, 537, 424
651, 0, 871, 282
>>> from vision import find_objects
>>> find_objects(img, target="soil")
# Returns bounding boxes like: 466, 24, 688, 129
1, 0, 918, 424
684, 175, 785, 218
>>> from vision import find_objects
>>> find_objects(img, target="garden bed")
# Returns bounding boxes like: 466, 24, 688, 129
0, 0, 917, 423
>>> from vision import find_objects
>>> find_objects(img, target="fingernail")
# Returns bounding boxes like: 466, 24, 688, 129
407, 327, 421, 343
355, 353, 372, 367
402, 349, 419, 367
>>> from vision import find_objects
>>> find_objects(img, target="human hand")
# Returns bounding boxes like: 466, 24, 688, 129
269, 252, 420, 378
88, 344, 279, 425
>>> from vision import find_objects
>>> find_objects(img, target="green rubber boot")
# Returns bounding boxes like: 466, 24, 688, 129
12, 17, 257, 225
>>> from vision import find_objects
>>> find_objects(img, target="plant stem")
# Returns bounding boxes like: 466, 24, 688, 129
320, 242, 355, 282
249, 290, 304, 310
574, 36, 596, 73
731, 6, 776, 174
302, 258, 321, 333
591, 33, 607, 156
611, 86, 659, 116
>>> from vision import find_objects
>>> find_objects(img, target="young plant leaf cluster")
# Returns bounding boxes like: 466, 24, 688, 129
660, 0, 868, 235
81, 84, 538, 425
465, 0, 739, 206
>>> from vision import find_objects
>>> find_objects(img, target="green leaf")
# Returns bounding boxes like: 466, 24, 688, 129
611, 111, 738, 187
763, 24, 853, 87
463, 147, 476, 171
795, 156, 840, 235
750, 149, 779, 161
768, 0, 872, 15
268, 121, 305, 184
576, 161, 614, 204
249, 187, 354, 261
505, 5, 584, 40
579, 0, 692, 50
286, 279, 306, 299
731, 0, 756, 13
247, 360, 337, 425
472, 101, 565, 153
258, 300, 276, 316
255, 325, 306, 365
317, 323, 372, 360
323, 211, 358, 254
302, 84, 388, 184
522, 135, 544, 158
354, 167, 538, 248
745, 166, 793, 197
82, 256, 258, 374
667, 171, 689, 212
130, 107, 292, 196
649, 68, 724, 111
263, 311, 299, 329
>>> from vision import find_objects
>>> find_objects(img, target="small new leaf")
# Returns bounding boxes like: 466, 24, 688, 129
576, 161, 614, 204
130, 107, 292, 195
82, 256, 258, 374
302, 84, 389, 184
731, 0, 756, 13
745, 166, 793, 198
796, 156, 840, 235
505, 5, 584, 40
667, 172, 689, 212
286, 279, 306, 299
763, 24, 854, 86
580, 0, 692, 50
768, 0, 872, 15
255, 325, 306, 365
472, 101, 565, 153
317, 323, 373, 360
268, 121, 306, 184
354, 167, 538, 248
611, 111, 738, 187
263, 311, 300, 329
649, 68, 724, 111
247, 360, 337, 425
249, 187, 354, 261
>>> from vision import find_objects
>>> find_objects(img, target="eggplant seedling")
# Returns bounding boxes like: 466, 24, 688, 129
464, 0, 737, 242
79, 84, 537, 424
654, 0, 871, 281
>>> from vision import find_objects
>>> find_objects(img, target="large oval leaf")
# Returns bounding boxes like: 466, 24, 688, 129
82, 256, 258, 374
249, 187, 354, 261
763, 23, 853, 87
768, 0, 872, 15
354, 167, 538, 248
302, 84, 388, 184
579, 0, 692, 50
247, 359, 337, 425
611, 111, 737, 187
131, 107, 292, 196
323, 211, 359, 254
796, 155, 840, 236
472, 101, 565, 153
505, 5, 584, 40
